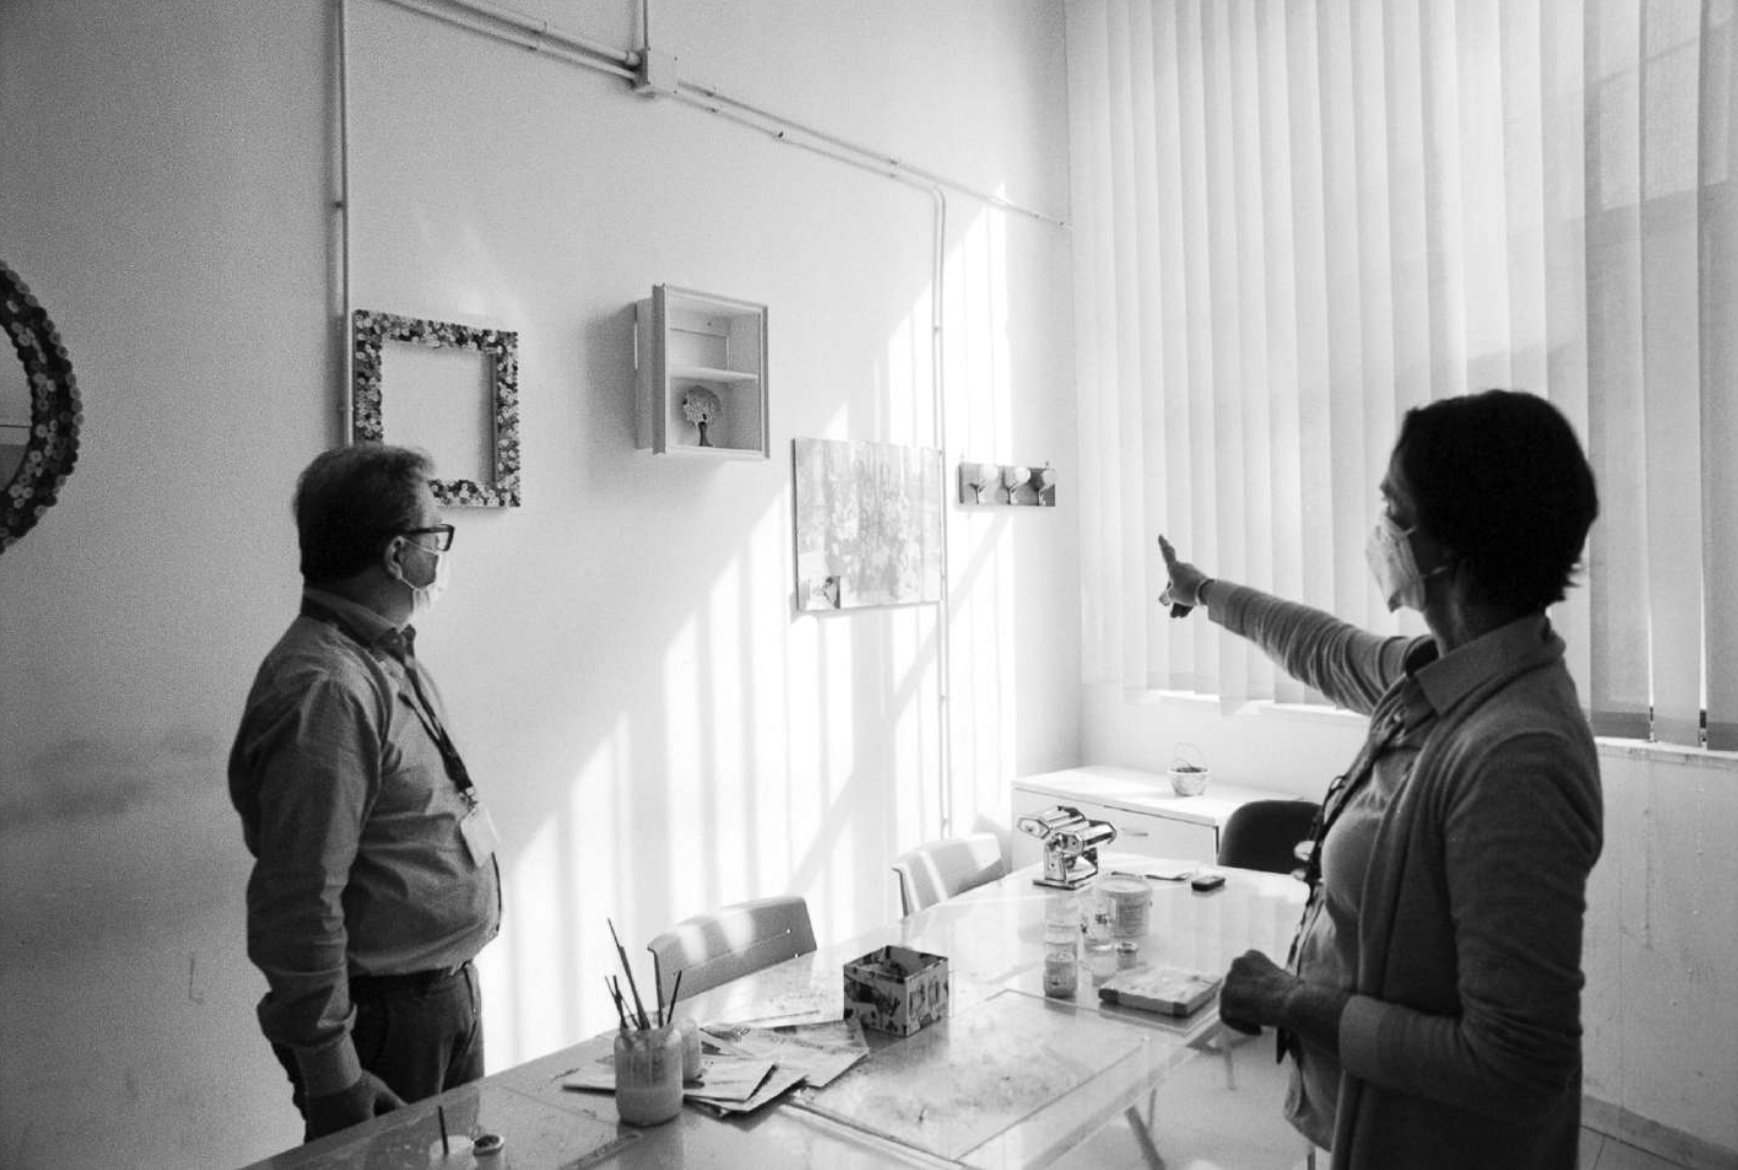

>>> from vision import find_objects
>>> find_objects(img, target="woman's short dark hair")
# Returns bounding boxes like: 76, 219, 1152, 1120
1394, 389, 1598, 614
294, 444, 433, 583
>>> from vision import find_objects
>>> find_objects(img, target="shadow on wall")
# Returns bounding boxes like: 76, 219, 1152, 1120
0, 728, 242, 948
1, 729, 219, 826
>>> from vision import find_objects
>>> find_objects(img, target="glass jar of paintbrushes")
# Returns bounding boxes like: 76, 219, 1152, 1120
606, 918, 689, 1126
612, 1026, 684, 1126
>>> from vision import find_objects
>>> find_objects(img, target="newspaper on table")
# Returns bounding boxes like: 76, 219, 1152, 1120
686, 1062, 810, 1116
561, 1052, 778, 1106
560, 1017, 870, 1116
698, 1015, 870, 1089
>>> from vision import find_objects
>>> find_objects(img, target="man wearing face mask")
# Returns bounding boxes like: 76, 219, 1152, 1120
230, 444, 501, 1141
1158, 390, 1602, 1169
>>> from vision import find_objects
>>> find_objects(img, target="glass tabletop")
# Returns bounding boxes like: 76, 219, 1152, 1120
241, 860, 1307, 1169
798, 986, 1194, 1167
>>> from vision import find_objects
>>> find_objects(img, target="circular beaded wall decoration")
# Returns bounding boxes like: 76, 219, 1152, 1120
0, 262, 82, 554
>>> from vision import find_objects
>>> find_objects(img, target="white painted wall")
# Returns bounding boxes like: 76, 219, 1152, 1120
0, 2, 1077, 1166
1085, 684, 1738, 1161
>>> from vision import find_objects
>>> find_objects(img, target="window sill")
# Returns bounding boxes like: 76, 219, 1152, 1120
1594, 737, 1738, 772
1120, 687, 1738, 773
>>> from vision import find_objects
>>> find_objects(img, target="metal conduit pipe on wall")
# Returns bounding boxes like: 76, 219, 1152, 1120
369, 0, 1065, 227
673, 78, 1065, 229
378, 0, 640, 74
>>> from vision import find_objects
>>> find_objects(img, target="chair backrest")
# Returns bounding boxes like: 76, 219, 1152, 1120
1216, 799, 1321, 875
645, 895, 816, 1006
891, 832, 1007, 916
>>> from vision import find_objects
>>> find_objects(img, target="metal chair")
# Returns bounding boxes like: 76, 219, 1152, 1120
1216, 799, 1320, 876
891, 832, 1007, 916
645, 895, 816, 1006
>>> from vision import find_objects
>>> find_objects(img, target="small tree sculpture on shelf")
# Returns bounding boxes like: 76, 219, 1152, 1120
682, 387, 722, 448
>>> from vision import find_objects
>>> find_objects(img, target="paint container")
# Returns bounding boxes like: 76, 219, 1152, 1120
674, 1016, 702, 1081
1082, 887, 1115, 951
615, 1026, 684, 1126
1098, 874, 1153, 943
1042, 894, 1080, 998
427, 1135, 473, 1165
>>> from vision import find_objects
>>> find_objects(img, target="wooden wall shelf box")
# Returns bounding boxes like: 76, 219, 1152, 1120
634, 285, 768, 459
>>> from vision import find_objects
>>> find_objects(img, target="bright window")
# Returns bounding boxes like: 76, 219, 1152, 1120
1066, 0, 1738, 749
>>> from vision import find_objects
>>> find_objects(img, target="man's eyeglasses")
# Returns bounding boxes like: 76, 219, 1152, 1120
400, 524, 455, 552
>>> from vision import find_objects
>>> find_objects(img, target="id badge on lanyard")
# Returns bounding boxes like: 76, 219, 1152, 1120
459, 798, 501, 866
399, 685, 497, 867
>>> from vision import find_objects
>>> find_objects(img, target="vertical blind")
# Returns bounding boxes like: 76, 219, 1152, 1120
1067, 0, 1738, 749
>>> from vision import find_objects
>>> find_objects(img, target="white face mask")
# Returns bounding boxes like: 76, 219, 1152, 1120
394, 541, 451, 618
1365, 514, 1429, 612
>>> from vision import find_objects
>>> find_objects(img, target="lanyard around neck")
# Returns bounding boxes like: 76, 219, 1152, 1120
1296, 704, 1409, 891
300, 598, 475, 797
1274, 704, 1409, 1064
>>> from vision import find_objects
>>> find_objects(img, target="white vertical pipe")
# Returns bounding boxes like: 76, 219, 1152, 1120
930, 186, 954, 837
337, 0, 354, 443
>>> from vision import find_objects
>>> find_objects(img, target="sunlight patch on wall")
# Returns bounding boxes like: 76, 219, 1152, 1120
882, 282, 939, 446
940, 201, 1019, 811
949, 519, 1018, 809
748, 495, 796, 891
886, 602, 945, 853
701, 548, 751, 885
493, 711, 639, 1066
507, 707, 641, 1054
504, 806, 568, 1064
949, 203, 1014, 453
662, 609, 708, 913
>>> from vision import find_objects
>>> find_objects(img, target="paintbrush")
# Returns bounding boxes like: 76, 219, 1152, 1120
608, 918, 651, 1029
667, 969, 684, 1020
615, 973, 636, 1029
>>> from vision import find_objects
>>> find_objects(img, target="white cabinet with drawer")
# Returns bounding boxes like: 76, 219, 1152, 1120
1011, 765, 1303, 872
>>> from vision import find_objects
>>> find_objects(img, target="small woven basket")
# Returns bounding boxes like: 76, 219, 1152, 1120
1167, 743, 1210, 796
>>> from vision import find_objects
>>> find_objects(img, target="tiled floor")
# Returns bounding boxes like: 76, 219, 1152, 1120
1051, 1032, 1694, 1170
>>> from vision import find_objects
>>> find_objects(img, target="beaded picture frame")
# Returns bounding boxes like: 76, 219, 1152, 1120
350, 309, 521, 507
